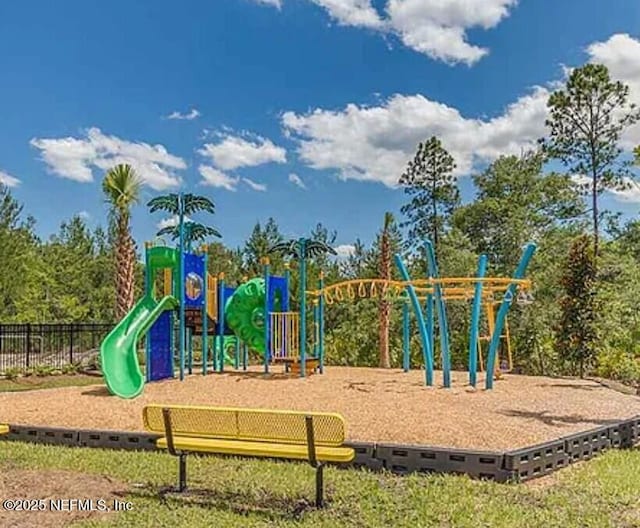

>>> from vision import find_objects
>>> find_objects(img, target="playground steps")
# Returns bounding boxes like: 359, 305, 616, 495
287, 358, 320, 376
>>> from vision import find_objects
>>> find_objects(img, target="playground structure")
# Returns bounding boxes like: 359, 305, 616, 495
307, 241, 536, 390
100, 232, 535, 398
100, 244, 307, 398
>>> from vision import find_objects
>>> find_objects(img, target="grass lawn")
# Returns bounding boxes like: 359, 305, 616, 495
0, 374, 101, 393
1, 441, 640, 527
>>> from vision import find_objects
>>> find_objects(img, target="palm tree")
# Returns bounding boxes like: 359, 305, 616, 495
147, 193, 219, 250
378, 213, 393, 368
102, 164, 141, 319
269, 238, 336, 374
269, 238, 337, 260
147, 193, 216, 217
157, 221, 221, 251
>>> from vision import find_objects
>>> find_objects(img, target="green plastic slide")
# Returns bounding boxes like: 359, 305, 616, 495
101, 294, 178, 399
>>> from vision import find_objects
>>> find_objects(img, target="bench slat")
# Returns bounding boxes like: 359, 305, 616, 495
237, 410, 344, 446
156, 436, 355, 463
144, 406, 237, 439
143, 405, 346, 447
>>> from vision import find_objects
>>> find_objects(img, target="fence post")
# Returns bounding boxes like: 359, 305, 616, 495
69, 325, 74, 364
26, 323, 31, 369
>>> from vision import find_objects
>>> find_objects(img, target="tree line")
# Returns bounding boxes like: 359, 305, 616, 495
1, 63, 639, 383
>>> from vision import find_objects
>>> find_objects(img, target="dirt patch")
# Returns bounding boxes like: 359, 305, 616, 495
0, 469, 127, 528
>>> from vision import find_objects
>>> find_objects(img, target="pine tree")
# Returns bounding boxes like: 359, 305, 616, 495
243, 218, 284, 276
399, 136, 459, 255
541, 64, 640, 259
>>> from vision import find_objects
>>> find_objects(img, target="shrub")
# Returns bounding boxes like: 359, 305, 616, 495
597, 347, 640, 386
3, 367, 21, 381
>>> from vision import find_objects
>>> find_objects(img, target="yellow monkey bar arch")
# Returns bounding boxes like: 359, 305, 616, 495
306, 277, 532, 305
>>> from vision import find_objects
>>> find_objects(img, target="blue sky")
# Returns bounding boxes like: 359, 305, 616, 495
0, 0, 639, 254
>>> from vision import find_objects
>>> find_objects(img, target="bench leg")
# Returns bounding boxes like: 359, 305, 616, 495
315, 464, 324, 508
178, 453, 187, 492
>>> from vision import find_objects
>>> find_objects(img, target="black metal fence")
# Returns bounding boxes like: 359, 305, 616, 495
0, 323, 113, 374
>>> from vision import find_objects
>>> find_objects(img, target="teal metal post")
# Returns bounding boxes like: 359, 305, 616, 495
187, 327, 193, 375
318, 272, 325, 374
468, 254, 488, 387
178, 192, 186, 381
298, 239, 307, 377
202, 250, 208, 375
394, 254, 434, 386
234, 336, 240, 370
242, 342, 248, 370
425, 240, 451, 388
312, 300, 319, 358
426, 294, 434, 357
485, 243, 536, 389
402, 298, 410, 372
217, 275, 226, 372
263, 259, 270, 373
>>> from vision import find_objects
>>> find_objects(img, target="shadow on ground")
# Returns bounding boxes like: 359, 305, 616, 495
81, 386, 112, 397
500, 409, 621, 427
222, 371, 298, 382
130, 484, 323, 521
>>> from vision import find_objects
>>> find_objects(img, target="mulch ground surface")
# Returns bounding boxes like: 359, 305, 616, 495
1, 367, 639, 451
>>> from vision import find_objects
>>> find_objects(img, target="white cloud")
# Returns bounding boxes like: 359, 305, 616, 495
31, 127, 186, 190
281, 33, 640, 191
288, 172, 307, 189
157, 215, 193, 229
78, 211, 91, 220
282, 86, 549, 187
165, 108, 201, 120
259, 0, 517, 65
310, 0, 384, 28
386, 0, 517, 65
243, 177, 267, 191
333, 244, 356, 258
0, 169, 20, 187
198, 165, 239, 191
586, 33, 640, 148
199, 133, 287, 171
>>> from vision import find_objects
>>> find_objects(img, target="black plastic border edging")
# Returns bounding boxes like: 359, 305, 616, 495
3, 424, 160, 451
1, 416, 639, 483
374, 443, 509, 481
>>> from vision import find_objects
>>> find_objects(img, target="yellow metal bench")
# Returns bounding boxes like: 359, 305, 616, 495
0, 424, 9, 436
142, 405, 355, 507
